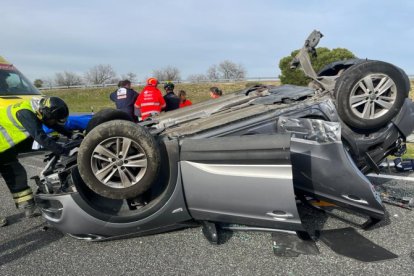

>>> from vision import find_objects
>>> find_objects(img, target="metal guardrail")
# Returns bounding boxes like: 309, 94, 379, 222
37, 77, 281, 90
38, 83, 120, 90
37, 75, 414, 91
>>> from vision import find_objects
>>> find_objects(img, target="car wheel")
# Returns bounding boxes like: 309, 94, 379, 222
334, 60, 409, 130
78, 120, 161, 199
86, 108, 132, 134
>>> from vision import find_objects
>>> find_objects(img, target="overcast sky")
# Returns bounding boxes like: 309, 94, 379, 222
1, 0, 413, 81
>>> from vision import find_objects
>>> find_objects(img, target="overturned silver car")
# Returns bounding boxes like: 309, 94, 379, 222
35, 31, 414, 243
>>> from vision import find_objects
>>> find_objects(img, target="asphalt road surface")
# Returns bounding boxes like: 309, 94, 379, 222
0, 154, 413, 275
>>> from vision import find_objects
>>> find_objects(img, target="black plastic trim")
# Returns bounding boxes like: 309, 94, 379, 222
180, 134, 291, 164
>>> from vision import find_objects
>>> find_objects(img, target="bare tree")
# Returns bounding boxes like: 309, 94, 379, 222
41, 77, 55, 88
187, 74, 208, 83
121, 72, 137, 83
110, 77, 121, 85
85, 64, 117, 85
152, 66, 181, 81
164, 66, 181, 81
152, 69, 165, 81
55, 71, 83, 86
207, 65, 220, 80
218, 60, 246, 80
206, 61, 246, 80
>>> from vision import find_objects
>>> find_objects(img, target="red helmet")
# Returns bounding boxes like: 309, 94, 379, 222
147, 77, 158, 86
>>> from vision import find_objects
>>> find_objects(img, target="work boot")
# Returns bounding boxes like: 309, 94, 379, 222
0, 216, 7, 227
13, 187, 34, 206
13, 187, 37, 218
13, 188, 39, 218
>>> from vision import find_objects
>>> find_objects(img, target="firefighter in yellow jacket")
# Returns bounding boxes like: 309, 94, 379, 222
0, 96, 70, 227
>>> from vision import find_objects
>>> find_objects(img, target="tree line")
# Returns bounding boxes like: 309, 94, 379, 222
33, 47, 356, 88
33, 60, 247, 88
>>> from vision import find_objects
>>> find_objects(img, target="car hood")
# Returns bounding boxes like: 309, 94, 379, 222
0, 95, 40, 108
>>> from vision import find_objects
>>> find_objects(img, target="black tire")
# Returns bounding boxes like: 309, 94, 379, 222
78, 120, 161, 199
86, 109, 132, 134
334, 60, 409, 130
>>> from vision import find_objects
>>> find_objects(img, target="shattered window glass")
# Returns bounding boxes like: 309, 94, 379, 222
277, 117, 341, 143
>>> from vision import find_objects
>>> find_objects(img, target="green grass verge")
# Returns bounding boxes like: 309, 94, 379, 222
43, 81, 279, 113
402, 143, 414, 159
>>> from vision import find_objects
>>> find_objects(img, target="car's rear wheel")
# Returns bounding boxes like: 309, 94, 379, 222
78, 120, 160, 199
334, 60, 409, 130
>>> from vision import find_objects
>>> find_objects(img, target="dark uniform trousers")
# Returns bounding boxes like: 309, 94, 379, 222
0, 140, 34, 207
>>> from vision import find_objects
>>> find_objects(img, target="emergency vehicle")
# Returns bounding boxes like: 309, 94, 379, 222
0, 56, 41, 108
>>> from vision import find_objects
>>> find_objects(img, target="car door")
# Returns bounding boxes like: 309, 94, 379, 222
180, 134, 304, 231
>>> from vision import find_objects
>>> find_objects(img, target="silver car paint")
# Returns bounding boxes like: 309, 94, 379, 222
290, 137, 384, 219
36, 171, 191, 237
181, 161, 304, 231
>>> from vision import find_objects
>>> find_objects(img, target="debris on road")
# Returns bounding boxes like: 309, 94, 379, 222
381, 193, 414, 210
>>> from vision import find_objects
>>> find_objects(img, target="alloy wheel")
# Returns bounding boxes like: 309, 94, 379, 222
90, 137, 148, 188
349, 73, 397, 120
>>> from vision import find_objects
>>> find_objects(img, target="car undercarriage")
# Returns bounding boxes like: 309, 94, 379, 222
33, 31, 414, 259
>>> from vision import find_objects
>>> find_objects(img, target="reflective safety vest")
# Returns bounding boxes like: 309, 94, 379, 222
0, 100, 34, 153
134, 86, 166, 120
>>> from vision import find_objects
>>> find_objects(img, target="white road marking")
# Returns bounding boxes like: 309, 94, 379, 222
367, 173, 414, 182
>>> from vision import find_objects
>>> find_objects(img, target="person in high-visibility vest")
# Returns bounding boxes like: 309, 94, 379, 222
0, 96, 70, 227
134, 78, 166, 120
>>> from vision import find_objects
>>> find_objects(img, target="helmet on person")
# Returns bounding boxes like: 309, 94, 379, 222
38, 96, 69, 125
147, 77, 158, 87
164, 81, 175, 91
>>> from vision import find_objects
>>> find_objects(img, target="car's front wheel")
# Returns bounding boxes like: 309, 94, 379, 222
86, 108, 133, 134
334, 60, 409, 130
77, 120, 161, 199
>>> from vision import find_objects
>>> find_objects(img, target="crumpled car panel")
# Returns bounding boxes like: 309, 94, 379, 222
251, 85, 315, 105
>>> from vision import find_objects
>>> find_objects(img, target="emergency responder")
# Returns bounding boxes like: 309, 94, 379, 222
163, 82, 180, 111
110, 79, 139, 121
0, 96, 70, 227
134, 78, 166, 120
178, 90, 192, 108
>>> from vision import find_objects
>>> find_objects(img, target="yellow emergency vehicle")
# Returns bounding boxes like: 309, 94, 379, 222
0, 56, 41, 108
